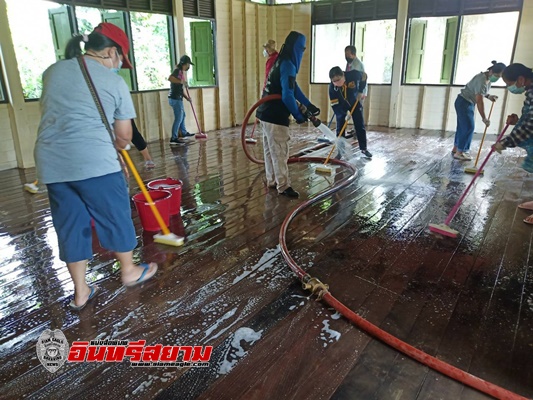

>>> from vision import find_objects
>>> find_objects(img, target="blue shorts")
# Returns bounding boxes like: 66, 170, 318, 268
47, 172, 137, 263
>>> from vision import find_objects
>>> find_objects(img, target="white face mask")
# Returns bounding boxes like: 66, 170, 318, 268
263, 49, 269, 58
109, 51, 122, 74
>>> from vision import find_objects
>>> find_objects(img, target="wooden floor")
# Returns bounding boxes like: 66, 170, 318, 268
0, 124, 532, 400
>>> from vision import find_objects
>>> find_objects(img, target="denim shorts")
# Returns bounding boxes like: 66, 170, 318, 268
47, 172, 137, 262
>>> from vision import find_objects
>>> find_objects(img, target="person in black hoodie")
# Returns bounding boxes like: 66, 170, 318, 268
256, 31, 320, 198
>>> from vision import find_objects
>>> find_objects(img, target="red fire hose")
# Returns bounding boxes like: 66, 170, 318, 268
242, 95, 529, 400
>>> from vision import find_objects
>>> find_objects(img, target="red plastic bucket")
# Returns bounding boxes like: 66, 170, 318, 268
147, 178, 182, 215
132, 190, 172, 231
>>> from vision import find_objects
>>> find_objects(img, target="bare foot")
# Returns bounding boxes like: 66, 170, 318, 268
524, 214, 533, 225
518, 201, 533, 211
121, 263, 158, 287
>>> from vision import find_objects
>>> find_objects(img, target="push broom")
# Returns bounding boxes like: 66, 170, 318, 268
464, 101, 494, 175
185, 86, 208, 139
78, 56, 184, 247
245, 118, 259, 144
315, 99, 360, 175
429, 123, 509, 238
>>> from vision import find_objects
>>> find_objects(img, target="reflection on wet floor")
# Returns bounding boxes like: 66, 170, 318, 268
0, 126, 531, 399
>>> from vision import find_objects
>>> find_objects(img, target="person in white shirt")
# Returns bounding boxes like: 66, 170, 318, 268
452, 61, 505, 161
344, 45, 368, 138
345, 45, 367, 99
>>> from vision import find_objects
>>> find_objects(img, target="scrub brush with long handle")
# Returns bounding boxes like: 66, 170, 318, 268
429, 123, 509, 238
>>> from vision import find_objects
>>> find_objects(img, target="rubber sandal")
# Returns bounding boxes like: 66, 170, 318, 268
518, 201, 533, 211
69, 285, 99, 310
124, 263, 158, 287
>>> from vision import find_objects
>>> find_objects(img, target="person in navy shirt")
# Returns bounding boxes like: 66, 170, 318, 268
328, 66, 372, 158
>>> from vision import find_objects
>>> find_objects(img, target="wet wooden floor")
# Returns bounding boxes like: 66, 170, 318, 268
0, 124, 532, 400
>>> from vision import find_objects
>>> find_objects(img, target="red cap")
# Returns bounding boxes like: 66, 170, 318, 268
93, 22, 132, 69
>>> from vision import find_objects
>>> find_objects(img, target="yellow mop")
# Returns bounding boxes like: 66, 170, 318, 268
464, 101, 494, 175
121, 150, 184, 247
315, 99, 359, 175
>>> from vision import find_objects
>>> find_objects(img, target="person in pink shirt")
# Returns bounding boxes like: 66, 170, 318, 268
263, 39, 279, 88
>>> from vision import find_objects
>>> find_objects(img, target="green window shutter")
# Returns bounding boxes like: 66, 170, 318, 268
49, 6, 72, 61
101, 11, 133, 90
440, 17, 458, 84
190, 21, 215, 86
355, 23, 366, 62
405, 19, 427, 84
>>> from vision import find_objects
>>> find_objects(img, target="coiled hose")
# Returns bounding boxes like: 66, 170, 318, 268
241, 94, 528, 400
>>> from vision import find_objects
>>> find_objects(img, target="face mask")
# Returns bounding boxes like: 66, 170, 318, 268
332, 77, 345, 87
110, 51, 122, 74
507, 84, 526, 94
263, 49, 269, 57
489, 75, 500, 83
346, 57, 354, 64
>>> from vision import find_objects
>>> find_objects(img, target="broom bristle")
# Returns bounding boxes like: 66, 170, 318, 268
428, 223, 458, 238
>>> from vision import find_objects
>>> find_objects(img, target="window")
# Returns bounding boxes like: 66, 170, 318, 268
454, 12, 519, 85
311, 20, 395, 84
130, 12, 172, 91
6, 0, 61, 99
6, 0, 174, 98
405, 17, 452, 84
184, 17, 216, 87
355, 19, 396, 84
312, 23, 351, 83
405, 11, 520, 85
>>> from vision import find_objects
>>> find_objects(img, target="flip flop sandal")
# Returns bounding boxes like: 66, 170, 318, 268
124, 263, 158, 287
518, 202, 533, 211
69, 285, 99, 310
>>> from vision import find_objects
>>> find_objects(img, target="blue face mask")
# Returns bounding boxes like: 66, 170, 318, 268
507, 84, 525, 94
489, 75, 500, 83
110, 51, 122, 74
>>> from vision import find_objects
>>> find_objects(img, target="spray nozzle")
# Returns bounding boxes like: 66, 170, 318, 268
298, 103, 322, 127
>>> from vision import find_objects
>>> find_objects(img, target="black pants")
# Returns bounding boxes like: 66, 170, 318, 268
131, 120, 147, 151
335, 106, 367, 151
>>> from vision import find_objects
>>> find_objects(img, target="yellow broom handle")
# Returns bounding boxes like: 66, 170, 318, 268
473, 101, 495, 168
323, 98, 360, 165
120, 150, 171, 235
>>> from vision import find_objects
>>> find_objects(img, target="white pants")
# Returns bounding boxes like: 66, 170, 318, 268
261, 121, 291, 193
